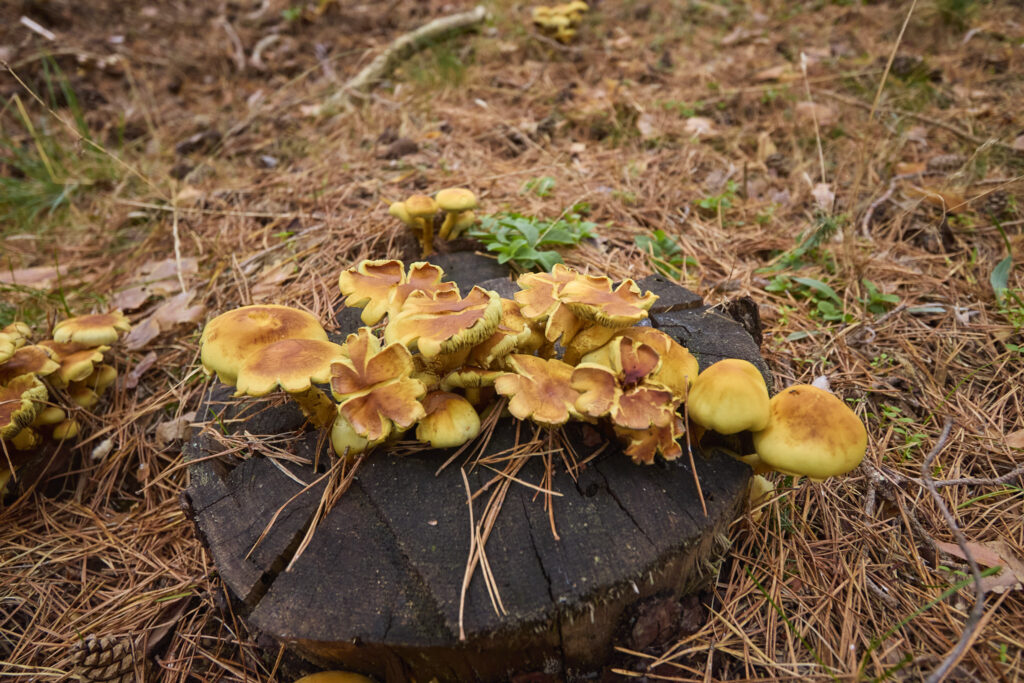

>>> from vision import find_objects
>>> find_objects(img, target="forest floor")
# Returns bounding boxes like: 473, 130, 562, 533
1, 0, 1023, 680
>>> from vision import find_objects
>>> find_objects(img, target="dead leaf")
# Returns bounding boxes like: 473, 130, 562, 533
1006, 429, 1024, 449
124, 352, 158, 389
636, 113, 659, 140
906, 185, 967, 211
123, 317, 162, 351
111, 285, 152, 311
684, 116, 717, 139
136, 258, 198, 283
251, 262, 296, 299
151, 291, 206, 329
812, 183, 835, 212
0, 265, 67, 289
1013, 135, 1024, 152
155, 412, 196, 446
936, 539, 1024, 595
796, 101, 838, 127
935, 540, 1004, 568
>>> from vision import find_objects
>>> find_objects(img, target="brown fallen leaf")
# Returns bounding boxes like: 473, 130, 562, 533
0, 265, 68, 289
110, 285, 152, 311
795, 101, 838, 127
150, 291, 205, 329
1005, 429, 1024, 449
124, 352, 158, 389
123, 317, 161, 351
936, 539, 1024, 595
753, 65, 795, 82
155, 412, 196, 446
136, 257, 198, 283
251, 262, 297, 300
895, 162, 927, 175
684, 116, 717, 139
906, 185, 967, 211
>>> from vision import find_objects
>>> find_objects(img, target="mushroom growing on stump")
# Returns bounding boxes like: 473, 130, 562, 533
0, 322, 31, 363
416, 391, 481, 448
752, 384, 867, 480
0, 375, 48, 442
687, 358, 770, 435
0, 345, 60, 386
435, 187, 478, 240
558, 273, 659, 364
494, 354, 582, 428
338, 260, 457, 326
329, 328, 427, 457
200, 304, 328, 385
36, 342, 108, 388
385, 286, 502, 360
234, 339, 348, 427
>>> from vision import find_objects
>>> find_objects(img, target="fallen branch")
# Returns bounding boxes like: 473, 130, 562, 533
326, 5, 487, 109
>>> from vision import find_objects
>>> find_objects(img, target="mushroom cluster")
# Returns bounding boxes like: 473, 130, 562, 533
0, 313, 132, 491
531, 2, 589, 43
202, 258, 868, 480
388, 188, 478, 258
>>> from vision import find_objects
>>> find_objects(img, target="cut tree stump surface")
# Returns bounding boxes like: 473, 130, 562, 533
183, 260, 767, 682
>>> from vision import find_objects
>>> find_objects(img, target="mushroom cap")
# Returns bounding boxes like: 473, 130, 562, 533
435, 187, 478, 213
514, 265, 588, 344
200, 304, 327, 385
0, 345, 60, 385
338, 260, 457, 326
52, 311, 131, 346
494, 354, 581, 428
613, 413, 685, 465
0, 322, 31, 363
583, 328, 699, 400
388, 201, 416, 227
330, 328, 427, 442
687, 358, 770, 435
292, 671, 377, 683
385, 286, 502, 359
330, 412, 373, 459
68, 383, 100, 409
32, 406, 67, 427
440, 366, 504, 391
10, 427, 41, 451
571, 360, 674, 430
404, 194, 439, 218
559, 276, 658, 328
466, 298, 533, 368
37, 341, 109, 387
416, 391, 481, 449
52, 418, 81, 441
86, 364, 119, 395
0, 375, 48, 438
752, 384, 867, 479
235, 339, 347, 396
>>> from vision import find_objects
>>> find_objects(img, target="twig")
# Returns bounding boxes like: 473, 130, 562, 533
326, 5, 487, 109
869, 0, 919, 120
920, 419, 986, 683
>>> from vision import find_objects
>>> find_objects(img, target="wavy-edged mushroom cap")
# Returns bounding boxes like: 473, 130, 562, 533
571, 360, 674, 431
338, 261, 458, 326
613, 413, 685, 465
514, 265, 587, 345
235, 339, 346, 396
466, 298, 534, 368
439, 366, 504, 392
584, 328, 699, 400
560, 275, 658, 327
416, 391, 481, 448
37, 341, 109, 388
494, 354, 581, 428
200, 304, 327, 385
385, 286, 502, 359
0, 345, 60, 385
687, 358, 770, 435
53, 311, 131, 346
0, 375, 48, 439
753, 384, 867, 479
330, 328, 427, 442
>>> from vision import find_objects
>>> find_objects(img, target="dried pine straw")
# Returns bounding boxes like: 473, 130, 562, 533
2, 0, 1023, 680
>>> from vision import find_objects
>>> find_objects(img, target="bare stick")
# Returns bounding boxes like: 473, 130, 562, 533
920, 419, 986, 683
327, 5, 487, 109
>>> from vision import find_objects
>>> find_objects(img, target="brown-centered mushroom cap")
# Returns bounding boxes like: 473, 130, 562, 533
385, 286, 502, 359
0, 375, 48, 439
52, 311, 131, 346
0, 345, 60, 385
514, 265, 587, 346
200, 304, 327, 385
416, 391, 481, 449
752, 384, 867, 480
687, 358, 770, 435
330, 328, 427, 442
0, 322, 31, 363
37, 341, 109, 388
493, 354, 581, 428
582, 328, 698, 400
435, 188, 478, 241
466, 298, 534, 368
571, 360, 675, 431
235, 339, 347, 396
560, 275, 658, 328
338, 260, 458, 325
613, 413, 685, 465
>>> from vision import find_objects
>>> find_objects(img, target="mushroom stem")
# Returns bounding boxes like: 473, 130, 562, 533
418, 217, 434, 256
562, 324, 618, 364
289, 386, 337, 428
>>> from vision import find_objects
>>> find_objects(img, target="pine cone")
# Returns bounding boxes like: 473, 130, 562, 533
981, 189, 1010, 217
925, 154, 966, 174
71, 635, 135, 683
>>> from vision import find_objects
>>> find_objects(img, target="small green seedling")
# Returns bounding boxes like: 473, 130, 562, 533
469, 209, 597, 272
634, 230, 697, 280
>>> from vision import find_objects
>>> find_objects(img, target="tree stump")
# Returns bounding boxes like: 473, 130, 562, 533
183, 260, 769, 682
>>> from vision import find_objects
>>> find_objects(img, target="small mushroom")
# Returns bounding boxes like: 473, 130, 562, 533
687, 359, 770, 435
31, 406, 66, 428
416, 391, 481, 448
435, 187, 478, 240
67, 382, 100, 409
385, 286, 502, 359
200, 304, 328, 385
493, 354, 581, 428
330, 328, 427, 444
37, 342, 109, 388
0, 345, 60, 385
0, 322, 31, 363
404, 194, 441, 257
747, 474, 775, 523
10, 427, 41, 450
613, 413, 686, 465
330, 412, 371, 460
234, 338, 348, 427
292, 671, 376, 683
338, 260, 457, 325
84, 364, 118, 395
558, 273, 658, 363
752, 384, 867, 480
52, 419, 81, 441
52, 311, 131, 346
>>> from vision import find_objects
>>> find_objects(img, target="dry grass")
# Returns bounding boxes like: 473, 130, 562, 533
2, 0, 1023, 680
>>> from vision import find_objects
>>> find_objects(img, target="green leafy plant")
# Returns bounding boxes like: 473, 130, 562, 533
521, 175, 556, 198
762, 212, 844, 273
634, 230, 697, 280
860, 278, 901, 314
765, 275, 852, 323
469, 209, 597, 272
696, 180, 738, 214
